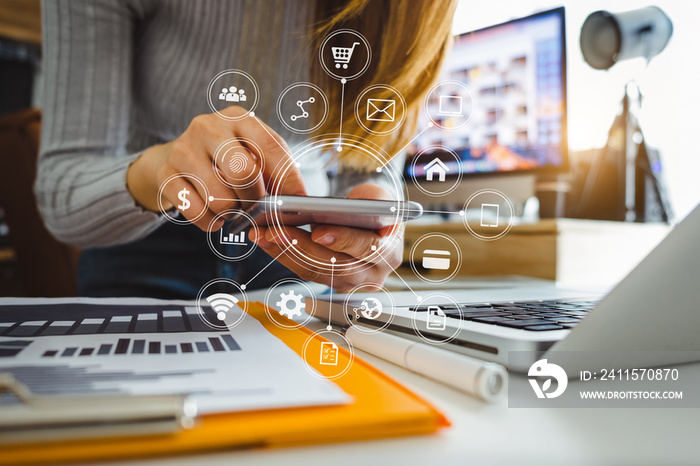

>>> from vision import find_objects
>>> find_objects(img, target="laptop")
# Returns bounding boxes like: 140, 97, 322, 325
315, 203, 700, 371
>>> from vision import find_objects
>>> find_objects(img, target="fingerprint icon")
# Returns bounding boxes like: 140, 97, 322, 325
228, 152, 248, 173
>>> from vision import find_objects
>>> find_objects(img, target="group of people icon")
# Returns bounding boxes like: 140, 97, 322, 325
218, 86, 247, 102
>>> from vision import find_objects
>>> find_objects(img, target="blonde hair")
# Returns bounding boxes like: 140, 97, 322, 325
313, 0, 458, 171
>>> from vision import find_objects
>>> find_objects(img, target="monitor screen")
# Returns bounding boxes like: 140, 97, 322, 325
406, 8, 567, 178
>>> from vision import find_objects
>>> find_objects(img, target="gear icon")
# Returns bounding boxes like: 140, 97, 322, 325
276, 290, 305, 318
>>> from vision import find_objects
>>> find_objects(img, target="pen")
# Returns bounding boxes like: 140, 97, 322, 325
345, 326, 507, 402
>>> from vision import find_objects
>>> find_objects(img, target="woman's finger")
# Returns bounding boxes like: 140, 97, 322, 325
309, 224, 398, 265
221, 110, 306, 197
210, 139, 266, 211
250, 226, 394, 291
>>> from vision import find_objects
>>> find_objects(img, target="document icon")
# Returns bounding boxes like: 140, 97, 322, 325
480, 203, 500, 227
320, 341, 339, 366
366, 98, 395, 122
426, 306, 447, 331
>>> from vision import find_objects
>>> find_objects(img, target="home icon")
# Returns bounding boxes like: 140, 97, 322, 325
424, 158, 449, 182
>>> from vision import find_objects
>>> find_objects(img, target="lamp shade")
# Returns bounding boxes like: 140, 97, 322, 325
580, 6, 673, 70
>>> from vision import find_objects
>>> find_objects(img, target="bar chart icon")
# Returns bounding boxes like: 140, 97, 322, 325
220, 229, 247, 245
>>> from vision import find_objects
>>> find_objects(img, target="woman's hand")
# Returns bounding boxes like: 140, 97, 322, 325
251, 183, 404, 292
126, 106, 306, 231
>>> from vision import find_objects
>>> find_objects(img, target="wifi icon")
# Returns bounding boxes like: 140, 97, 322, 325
206, 293, 239, 321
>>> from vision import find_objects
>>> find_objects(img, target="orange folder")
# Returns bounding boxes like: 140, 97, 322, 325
0, 302, 449, 465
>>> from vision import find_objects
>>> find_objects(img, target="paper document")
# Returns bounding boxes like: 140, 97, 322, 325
0, 298, 350, 414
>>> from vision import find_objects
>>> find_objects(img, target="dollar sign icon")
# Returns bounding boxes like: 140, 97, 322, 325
177, 188, 191, 211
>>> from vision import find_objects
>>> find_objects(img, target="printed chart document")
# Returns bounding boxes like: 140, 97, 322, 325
0, 298, 350, 414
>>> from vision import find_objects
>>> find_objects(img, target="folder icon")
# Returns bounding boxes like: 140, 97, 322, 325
366, 98, 395, 122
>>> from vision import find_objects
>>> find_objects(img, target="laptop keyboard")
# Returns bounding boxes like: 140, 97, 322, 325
409, 299, 599, 332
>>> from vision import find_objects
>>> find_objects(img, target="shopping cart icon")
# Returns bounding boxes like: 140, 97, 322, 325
332, 42, 360, 69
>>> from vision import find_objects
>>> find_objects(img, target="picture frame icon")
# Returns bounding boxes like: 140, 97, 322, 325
426, 306, 447, 331
366, 98, 395, 122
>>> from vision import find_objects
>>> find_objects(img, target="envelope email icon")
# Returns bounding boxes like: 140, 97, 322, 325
366, 98, 395, 122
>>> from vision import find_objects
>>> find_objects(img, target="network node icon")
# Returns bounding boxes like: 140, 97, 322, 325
352, 297, 383, 320
206, 293, 240, 321
290, 97, 315, 121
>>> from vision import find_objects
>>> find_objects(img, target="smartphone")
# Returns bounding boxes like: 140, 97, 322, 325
225, 195, 423, 234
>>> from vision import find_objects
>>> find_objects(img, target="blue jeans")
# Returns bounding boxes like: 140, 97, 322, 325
78, 222, 295, 299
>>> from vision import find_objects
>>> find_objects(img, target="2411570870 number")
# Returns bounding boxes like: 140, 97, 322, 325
592, 368, 680, 381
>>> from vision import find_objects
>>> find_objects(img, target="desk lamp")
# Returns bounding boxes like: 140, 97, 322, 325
575, 6, 673, 223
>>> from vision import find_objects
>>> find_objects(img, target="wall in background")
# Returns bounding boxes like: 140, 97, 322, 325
453, 0, 700, 221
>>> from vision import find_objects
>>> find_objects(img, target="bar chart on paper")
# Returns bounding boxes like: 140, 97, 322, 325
0, 301, 350, 413
0, 304, 239, 359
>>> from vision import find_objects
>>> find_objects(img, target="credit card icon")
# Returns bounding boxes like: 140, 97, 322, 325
422, 249, 451, 270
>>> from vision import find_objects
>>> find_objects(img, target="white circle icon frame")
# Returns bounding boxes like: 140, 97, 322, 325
409, 145, 463, 198
157, 173, 210, 225
206, 210, 259, 262
409, 232, 462, 284
319, 29, 371, 81
424, 81, 476, 130
212, 137, 265, 190
207, 69, 259, 121
462, 189, 516, 241
409, 294, 463, 346
276, 82, 329, 134
342, 284, 396, 334
195, 278, 248, 331
354, 84, 407, 135
301, 329, 354, 380
263, 278, 317, 330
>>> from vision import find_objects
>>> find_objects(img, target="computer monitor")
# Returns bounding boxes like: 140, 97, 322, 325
406, 7, 567, 184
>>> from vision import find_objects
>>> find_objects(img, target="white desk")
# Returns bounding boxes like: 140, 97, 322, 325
129, 347, 697, 465
124, 285, 697, 465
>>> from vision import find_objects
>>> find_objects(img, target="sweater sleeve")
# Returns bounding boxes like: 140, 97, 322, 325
36, 0, 165, 249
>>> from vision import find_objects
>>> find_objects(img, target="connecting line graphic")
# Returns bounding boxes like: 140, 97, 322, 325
380, 123, 432, 167
207, 196, 281, 204
421, 208, 465, 216
337, 79, 346, 150
242, 240, 297, 290
327, 257, 336, 330
250, 113, 295, 159
372, 245, 423, 302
